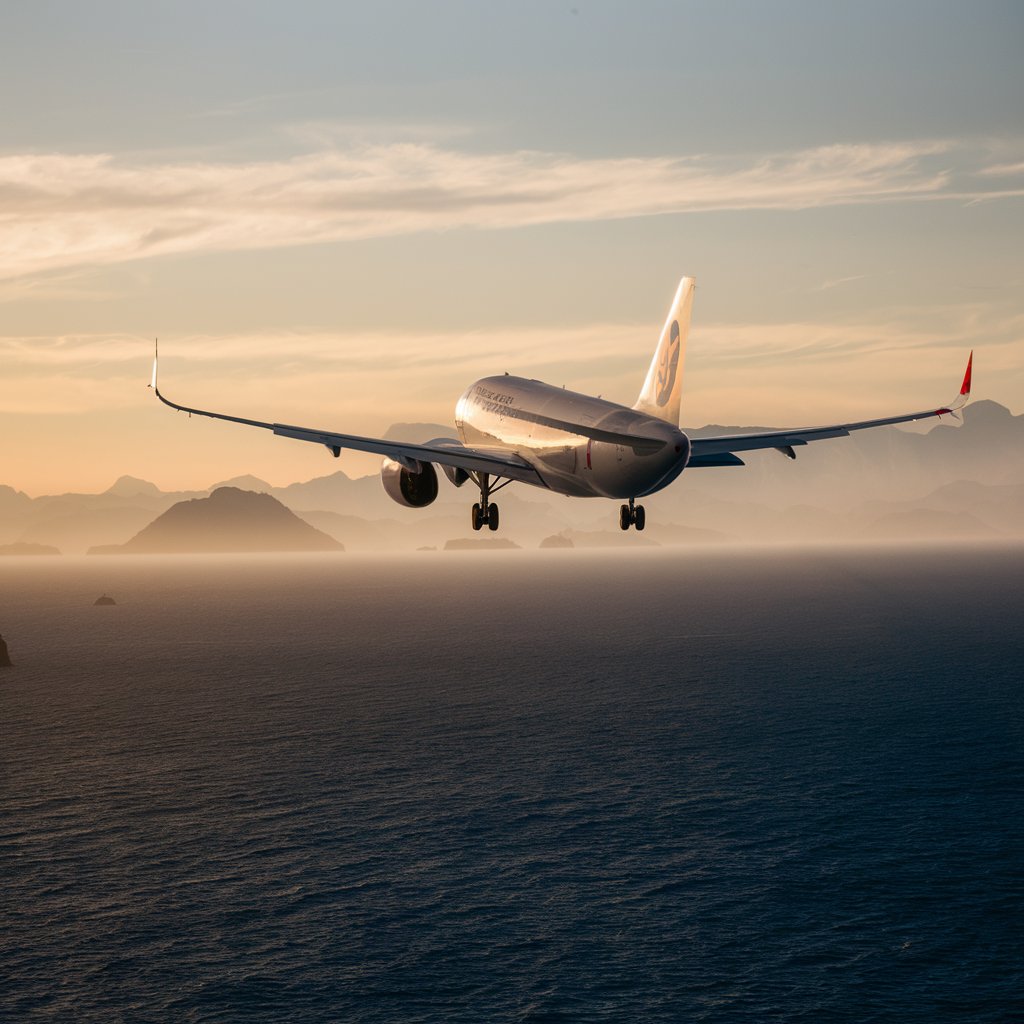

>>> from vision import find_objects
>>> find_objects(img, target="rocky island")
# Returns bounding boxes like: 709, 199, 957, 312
443, 537, 521, 551
0, 542, 61, 556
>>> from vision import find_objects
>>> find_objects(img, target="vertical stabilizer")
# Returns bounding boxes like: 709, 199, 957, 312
633, 276, 694, 425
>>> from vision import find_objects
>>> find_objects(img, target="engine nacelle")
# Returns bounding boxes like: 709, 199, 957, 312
380, 458, 439, 508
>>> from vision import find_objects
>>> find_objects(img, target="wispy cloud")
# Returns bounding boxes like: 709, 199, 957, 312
977, 160, 1024, 177
817, 274, 867, 292
1, 137, 1017, 283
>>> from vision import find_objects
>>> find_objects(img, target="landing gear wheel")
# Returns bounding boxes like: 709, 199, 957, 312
619, 504, 631, 531
487, 504, 500, 531
471, 503, 483, 531
634, 505, 646, 531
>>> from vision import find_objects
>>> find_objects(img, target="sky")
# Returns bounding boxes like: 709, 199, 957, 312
1, 0, 1022, 494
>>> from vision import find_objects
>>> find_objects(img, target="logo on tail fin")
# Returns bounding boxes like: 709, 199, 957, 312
656, 321, 681, 407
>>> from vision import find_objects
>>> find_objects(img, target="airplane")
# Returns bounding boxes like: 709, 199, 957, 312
151, 276, 973, 532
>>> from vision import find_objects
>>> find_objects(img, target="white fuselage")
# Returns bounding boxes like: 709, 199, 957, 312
456, 375, 690, 498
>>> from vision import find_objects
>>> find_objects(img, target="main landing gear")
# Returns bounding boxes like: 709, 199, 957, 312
471, 501, 498, 532
619, 497, 646, 531
470, 472, 510, 531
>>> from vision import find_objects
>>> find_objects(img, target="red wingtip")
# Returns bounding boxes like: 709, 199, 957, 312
960, 351, 973, 397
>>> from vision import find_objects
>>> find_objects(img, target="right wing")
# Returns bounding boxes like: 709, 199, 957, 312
688, 352, 973, 466
149, 348, 545, 486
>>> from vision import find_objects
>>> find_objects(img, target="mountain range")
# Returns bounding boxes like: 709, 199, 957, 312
2, 402, 1021, 553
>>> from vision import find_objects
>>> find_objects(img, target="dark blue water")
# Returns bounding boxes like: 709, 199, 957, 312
2, 546, 1022, 1022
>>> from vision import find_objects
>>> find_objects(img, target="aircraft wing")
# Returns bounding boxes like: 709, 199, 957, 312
688, 352, 972, 465
150, 352, 545, 486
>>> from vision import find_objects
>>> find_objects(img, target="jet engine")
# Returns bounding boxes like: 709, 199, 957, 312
380, 457, 439, 508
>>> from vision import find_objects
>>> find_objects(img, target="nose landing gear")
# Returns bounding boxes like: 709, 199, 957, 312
619, 497, 646, 531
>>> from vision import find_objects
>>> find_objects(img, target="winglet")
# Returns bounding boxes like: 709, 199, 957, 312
937, 351, 973, 416
150, 339, 159, 392
960, 350, 973, 398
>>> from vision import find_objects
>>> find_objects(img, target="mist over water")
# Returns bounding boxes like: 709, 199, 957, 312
2, 546, 1021, 1022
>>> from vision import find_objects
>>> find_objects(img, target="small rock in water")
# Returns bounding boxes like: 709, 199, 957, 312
0, 633, 12, 668
94, 594, 117, 606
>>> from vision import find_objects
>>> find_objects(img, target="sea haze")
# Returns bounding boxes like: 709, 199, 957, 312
2, 546, 1021, 1022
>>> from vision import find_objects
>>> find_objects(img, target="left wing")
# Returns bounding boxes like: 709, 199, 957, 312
688, 352, 972, 465
149, 348, 545, 486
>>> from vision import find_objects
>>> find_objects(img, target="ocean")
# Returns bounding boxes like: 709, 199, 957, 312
2, 545, 1021, 1022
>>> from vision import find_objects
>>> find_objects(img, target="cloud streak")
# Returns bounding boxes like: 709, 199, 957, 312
1, 137, 1015, 281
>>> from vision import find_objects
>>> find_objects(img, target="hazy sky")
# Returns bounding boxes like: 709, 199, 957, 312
2, 0, 1022, 493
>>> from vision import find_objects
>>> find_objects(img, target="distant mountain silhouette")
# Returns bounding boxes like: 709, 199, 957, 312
208, 474, 275, 493
383, 422, 458, 442
0, 484, 33, 516
274, 471, 359, 510
89, 487, 343, 554
104, 475, 163, 498
540, 534, 574, 548
296, 510, 398, 549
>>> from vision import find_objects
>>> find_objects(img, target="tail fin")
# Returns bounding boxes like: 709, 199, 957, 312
633, 276, 694, 425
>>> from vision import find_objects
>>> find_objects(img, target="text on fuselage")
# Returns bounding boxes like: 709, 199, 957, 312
474, 386, 516, 415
